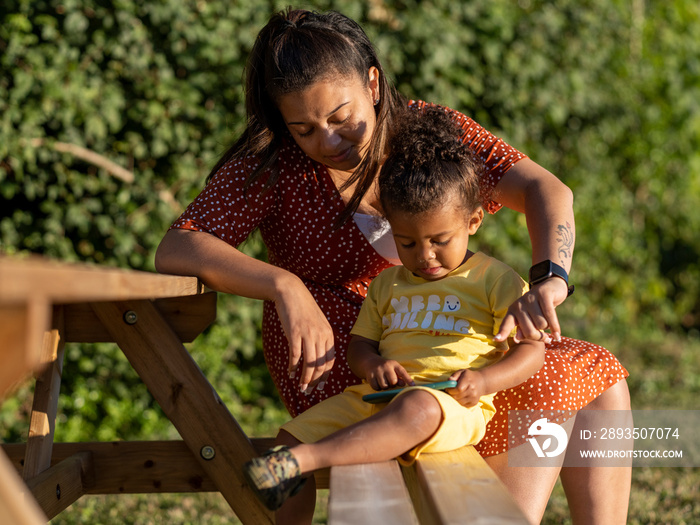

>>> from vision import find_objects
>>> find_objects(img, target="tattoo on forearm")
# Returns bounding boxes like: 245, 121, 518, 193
556, 222, 574, 265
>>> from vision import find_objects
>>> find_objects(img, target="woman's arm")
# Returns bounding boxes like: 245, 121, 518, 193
156, 229, 285, 298
155, 229, 336, 392
492, 158, 575, 342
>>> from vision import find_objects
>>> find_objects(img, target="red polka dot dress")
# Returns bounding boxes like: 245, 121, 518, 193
170, 101, 628, 457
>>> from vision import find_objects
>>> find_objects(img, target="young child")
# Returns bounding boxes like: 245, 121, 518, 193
244, 107, 546, 517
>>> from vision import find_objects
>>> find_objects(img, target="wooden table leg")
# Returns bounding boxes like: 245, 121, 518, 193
24, 306, 66, 480
91, 300, 273, 525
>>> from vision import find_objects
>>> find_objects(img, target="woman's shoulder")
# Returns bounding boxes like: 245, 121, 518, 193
407, 99, 490, 143
407, 99, 527, 215
209, 149, 265, 185
209, 138, 316, 190
407, 99, 474, 125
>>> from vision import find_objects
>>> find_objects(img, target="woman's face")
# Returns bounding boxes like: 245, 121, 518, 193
277, 67, 380, 174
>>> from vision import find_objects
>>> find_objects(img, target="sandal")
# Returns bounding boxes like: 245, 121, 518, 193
244, 445, 307, 511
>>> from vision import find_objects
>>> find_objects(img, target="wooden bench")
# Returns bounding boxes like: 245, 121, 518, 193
0, 255, 528, 524
327, 447, 528, 524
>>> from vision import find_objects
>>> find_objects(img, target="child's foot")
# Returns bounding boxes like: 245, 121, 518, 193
244, 445, 307, 510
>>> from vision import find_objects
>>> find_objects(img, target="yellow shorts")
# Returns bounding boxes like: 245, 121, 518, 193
281, 382, 495, 466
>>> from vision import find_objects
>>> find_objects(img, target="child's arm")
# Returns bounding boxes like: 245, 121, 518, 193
447, 339, 545, 407
348, 335, 415, 391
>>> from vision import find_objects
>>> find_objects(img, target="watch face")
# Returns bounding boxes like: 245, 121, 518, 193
529, 260, 569, 287
529, 260, 553, 283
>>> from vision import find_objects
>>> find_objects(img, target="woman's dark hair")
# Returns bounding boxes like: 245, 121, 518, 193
208, 7, 404, 224
379, 107, 485, 218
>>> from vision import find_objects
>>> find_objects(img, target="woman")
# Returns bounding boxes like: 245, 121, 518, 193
155, 8, 630, 524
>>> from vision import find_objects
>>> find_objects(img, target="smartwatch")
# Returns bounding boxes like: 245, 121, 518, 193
528, 260, 575, 296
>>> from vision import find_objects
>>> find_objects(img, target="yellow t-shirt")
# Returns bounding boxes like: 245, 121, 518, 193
281, 253, 528, 460
351, 251, 528, 388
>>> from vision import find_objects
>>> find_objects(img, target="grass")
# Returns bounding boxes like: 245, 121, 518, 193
47, 491, 330, 525
544, 469, 700, 524
20, 330, 700, 523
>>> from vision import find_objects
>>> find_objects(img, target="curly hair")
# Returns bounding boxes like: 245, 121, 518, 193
379, 106, 485, 217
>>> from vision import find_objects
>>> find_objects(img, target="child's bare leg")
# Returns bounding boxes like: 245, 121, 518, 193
293, 389, 443, 474
275, 430, 316, 525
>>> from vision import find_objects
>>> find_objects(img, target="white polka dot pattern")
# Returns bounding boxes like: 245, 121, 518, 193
476, 337, 627, 456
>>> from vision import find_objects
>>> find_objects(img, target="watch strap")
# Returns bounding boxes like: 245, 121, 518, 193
529, 260, 574, 296
529, 260, 569, 285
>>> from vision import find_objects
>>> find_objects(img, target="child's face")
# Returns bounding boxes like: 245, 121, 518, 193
388, 201, 483, 281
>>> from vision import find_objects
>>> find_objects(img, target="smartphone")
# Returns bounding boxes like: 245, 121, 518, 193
362, 380, 458, 404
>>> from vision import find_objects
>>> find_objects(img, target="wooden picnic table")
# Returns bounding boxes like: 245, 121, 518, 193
0, 254, 272, 524
0, 254, 529, 524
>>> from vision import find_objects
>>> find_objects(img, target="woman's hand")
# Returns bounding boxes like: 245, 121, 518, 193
156, 229, 338, 394
495, 277, 569, 344
274, 277, 336, 394
447, 369, 487, 407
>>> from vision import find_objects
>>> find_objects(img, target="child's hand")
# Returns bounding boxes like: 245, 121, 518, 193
446, 369, 487, 407
365, 358, 414, 391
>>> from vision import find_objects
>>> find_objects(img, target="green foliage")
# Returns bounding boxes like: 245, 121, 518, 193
1, 2, 699, 522
0, 0, 287, 443
1, 0, 276, 267
369, 0, 700, 333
